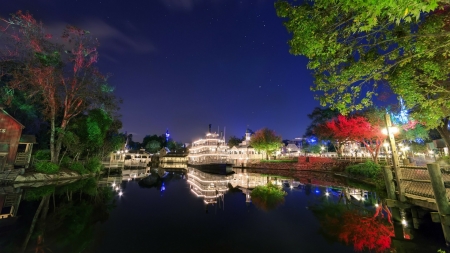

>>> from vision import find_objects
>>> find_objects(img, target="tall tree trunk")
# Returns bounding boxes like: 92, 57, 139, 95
436, 118, 450, 149
50, 110, 56, 163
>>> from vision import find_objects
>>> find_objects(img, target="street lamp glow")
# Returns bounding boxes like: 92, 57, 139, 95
381, 126, 399, 135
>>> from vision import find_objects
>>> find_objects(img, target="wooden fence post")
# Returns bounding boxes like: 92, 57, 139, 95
427, 163, 450, 245
382, 166, 397, 200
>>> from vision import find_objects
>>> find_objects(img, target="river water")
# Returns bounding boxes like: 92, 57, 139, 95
0, 167, 447, 253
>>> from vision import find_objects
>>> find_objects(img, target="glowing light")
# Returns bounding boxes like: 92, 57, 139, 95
375, 203, 379, 207
401, 219, 407, 226
119, 191, 123, 196
112, 183, 116, 187
290, 185, 293, 189
325, 192, 329, 196
381, 127, 399, 135
115, 187, 119, 191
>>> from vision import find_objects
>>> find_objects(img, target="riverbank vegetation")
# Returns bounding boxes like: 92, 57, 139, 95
251, 183, 287, 211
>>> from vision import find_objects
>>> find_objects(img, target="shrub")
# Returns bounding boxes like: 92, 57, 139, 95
251, 183, 287, 211
85, 157, 102, 173
60, 156, 71, 168
34, 150, 51, 160
35, 161, 59, 174
438, 156, 450, 165
345, 160, 381, 179
69, 162, 89, 175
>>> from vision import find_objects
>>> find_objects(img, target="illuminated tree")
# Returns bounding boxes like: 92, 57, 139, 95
0, 11, 120, 163
275, 1, 450, 147
249, 128, 282, 159
316, 115, 385, 162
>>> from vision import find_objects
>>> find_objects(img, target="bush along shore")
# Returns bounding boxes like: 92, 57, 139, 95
245, 157, 386, 195
14, 152, 103, 184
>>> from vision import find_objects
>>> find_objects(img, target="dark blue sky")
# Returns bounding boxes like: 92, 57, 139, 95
3, 0, 319, 143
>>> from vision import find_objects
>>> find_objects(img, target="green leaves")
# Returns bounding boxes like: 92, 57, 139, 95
276, 0, 450, 133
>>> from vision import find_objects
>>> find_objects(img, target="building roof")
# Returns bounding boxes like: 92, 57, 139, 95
19, 135, 37, 144
1, 109, 25, 128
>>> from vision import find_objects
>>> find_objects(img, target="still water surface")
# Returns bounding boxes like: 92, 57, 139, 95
0, 168, 447, 253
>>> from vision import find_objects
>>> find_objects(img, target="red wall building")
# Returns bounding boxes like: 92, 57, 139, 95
0, 108, 24, 171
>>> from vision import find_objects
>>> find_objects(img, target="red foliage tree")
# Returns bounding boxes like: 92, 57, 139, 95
0, 11, 119, 163
315, 115, 385, 162
325, 204, 394, 252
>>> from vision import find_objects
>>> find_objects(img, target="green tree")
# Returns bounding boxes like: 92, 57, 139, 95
249, 128, 282, 159
275, 1, 450, 146
145, 140, 161, 153
0, 11, 120, 164
227, 135, 243, 148
305, 107, 339, 137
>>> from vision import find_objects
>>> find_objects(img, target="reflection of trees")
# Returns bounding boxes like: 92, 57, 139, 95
17, 178, 115, 253
311, 195, 393, 253
251, 183, 286, 211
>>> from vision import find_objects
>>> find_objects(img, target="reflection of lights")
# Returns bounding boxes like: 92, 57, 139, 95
315, 190, 320, 194
401, 219, 407, 226
128, 178, 131, 181
290, 185, 293, 189
118, 191, 123, 196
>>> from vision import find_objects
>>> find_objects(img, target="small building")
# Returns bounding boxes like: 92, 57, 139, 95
228, 129, 263, 165
0, 108, 24, 171
159, 148, 188, 169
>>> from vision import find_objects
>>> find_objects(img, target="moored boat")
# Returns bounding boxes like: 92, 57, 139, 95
187, 125, 233, 174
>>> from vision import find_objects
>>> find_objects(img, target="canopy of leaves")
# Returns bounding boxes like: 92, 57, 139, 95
227, 135, 243, 148
275, 1, 450, 131
249, 128, 282, 157
304, 107, 339, 137
146, 140, 161, 153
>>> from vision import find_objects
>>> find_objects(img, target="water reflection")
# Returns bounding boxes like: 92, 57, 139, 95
0, 167, 448, 252
0, 178, 116, 253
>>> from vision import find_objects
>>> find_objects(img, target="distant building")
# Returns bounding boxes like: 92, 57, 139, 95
228, 128, 263, 165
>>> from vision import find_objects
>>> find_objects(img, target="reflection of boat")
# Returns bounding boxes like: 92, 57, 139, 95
187, 126, 233, 174
187, 167, 233, 204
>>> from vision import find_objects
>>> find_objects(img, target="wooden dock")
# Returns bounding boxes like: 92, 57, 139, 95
385, 163, 450, 244
0, 170, 20, 185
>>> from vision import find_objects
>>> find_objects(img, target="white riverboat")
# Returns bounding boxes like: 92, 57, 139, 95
187, 126, 233, 174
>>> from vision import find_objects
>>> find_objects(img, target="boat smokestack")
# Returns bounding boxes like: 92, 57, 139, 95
208, 124, 211, 133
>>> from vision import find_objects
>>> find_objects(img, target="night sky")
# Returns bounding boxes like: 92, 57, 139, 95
2, 0, 319, 143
